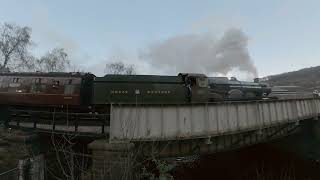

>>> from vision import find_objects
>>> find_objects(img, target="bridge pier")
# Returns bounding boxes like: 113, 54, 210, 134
88, 139, 135, 180
0, 128, 44, 180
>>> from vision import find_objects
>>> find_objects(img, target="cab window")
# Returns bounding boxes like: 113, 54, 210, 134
188, 77, 196, 86
197, 77, 208, 88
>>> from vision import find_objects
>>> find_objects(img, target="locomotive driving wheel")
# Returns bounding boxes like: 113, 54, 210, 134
227, 89, 244, 99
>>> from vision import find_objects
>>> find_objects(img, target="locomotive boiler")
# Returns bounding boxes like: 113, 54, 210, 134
208, 77, 271, 101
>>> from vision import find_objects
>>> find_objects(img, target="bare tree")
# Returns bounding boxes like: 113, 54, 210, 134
69, 63, 85, 72
0, 23, 32, 72
105, 62, 136, 75
36, 48, 70, 72
13, 54, 37, 72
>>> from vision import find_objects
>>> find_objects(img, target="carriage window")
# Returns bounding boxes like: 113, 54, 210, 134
64, 84, 75, 95
31, 78, 44, 93
12, 78, 19, 83
64, 79, 75, 95
34, 78, 41, 84
52, 80, 60, 88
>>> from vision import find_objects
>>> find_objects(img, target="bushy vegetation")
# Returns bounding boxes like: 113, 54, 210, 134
141, 158, 174, 180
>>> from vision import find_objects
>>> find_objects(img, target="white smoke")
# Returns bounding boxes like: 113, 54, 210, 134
141, 28, 257, 78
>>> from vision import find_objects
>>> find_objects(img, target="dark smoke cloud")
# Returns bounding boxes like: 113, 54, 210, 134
141, 28, 257, 77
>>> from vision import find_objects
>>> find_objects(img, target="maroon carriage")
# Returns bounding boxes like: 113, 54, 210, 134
0, 72, 94, 107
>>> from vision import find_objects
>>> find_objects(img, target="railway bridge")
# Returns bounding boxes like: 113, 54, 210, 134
1, 97, 320, 179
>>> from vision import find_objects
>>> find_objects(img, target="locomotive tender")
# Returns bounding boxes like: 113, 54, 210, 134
0, 72, 271, 107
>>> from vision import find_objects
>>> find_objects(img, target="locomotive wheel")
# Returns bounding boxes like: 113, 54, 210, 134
228, 89, 243, 99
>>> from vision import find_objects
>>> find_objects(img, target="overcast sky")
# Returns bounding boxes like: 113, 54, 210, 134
0, 0, 319, 78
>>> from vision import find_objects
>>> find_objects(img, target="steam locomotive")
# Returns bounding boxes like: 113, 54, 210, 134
0, 72, 272, 125
0, 72, 271, 108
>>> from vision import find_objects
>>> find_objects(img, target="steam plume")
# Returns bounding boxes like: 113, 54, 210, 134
141, 28, 257, 78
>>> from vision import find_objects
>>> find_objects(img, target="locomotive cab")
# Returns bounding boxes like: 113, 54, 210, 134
178, 73, 209, 102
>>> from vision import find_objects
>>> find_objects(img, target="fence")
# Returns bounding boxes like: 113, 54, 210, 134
0, 155, 44, 180
7, 108, 110, 135
0, 168, 18, 180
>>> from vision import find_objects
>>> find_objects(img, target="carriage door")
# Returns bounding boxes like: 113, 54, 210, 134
64, 79, 76, 104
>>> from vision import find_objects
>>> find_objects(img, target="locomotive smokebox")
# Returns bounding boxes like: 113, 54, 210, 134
254, 78, 260, 83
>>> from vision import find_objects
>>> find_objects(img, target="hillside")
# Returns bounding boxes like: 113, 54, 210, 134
266, 66, 320, 92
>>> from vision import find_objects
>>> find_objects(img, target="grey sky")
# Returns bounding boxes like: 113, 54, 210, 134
0, 0, 319, 79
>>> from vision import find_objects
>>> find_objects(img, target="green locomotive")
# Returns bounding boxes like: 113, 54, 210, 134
91, 73, 271, 105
